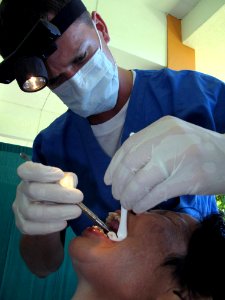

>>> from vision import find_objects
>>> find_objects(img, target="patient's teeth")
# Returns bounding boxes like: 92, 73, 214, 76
106, 212, 121, 224
107, 231, 118, 240
92, 226, 104, 234
107, 208, 127, 242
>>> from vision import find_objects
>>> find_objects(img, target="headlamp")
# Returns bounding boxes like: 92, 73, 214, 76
0, 0, 86, 92
0, 19, 60, 92
15, 57, 48, 92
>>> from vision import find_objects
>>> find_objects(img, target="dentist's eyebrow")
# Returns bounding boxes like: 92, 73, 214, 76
69, 40, 89, 64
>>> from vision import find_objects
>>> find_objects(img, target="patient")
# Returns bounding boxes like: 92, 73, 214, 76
69, 210, 225, 300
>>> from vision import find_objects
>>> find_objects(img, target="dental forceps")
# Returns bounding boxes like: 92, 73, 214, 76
19, 152, 110, 232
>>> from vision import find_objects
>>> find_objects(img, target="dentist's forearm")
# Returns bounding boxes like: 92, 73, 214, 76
20, 231, 64, 277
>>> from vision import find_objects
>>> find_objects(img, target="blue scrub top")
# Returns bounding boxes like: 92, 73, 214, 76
33, 68, 225, 235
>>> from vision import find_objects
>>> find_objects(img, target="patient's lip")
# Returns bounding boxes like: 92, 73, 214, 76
82, 226, 109, 240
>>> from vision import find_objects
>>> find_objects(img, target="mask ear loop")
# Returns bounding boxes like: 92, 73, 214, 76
92, 20, 117, 68
92, 21, 103, 51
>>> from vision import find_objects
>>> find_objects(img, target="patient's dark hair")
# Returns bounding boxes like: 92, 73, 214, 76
164, 212, 225, 299
0, 0, 92, 57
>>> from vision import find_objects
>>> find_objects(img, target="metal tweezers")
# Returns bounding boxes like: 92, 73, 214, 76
20, 152, 110, 232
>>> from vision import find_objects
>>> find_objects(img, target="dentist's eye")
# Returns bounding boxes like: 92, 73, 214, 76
74, 51, 87, 64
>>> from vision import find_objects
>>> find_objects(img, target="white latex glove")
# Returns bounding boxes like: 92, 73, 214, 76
13, 162, 83, 235
104, 116, 225, 213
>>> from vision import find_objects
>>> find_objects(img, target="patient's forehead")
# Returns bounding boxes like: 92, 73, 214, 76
133, 210, 198, 235
147, 210, 198, 228
129, 210, 199, 258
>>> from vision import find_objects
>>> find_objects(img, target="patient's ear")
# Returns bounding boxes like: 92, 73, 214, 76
156, 288, 213, 300
155, 288, 185, 300
174, 289, 213, 300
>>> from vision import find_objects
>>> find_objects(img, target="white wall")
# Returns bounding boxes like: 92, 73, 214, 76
182, 0, 225, 82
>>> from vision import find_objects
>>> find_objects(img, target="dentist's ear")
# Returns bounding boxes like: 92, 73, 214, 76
91, 11, 110, 43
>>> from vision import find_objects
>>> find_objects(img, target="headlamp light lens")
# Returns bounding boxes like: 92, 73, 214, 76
15, 56, 48, 92
23, 76, 47, 92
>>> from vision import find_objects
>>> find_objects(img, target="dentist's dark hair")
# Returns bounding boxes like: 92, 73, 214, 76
164, 212, 225, 299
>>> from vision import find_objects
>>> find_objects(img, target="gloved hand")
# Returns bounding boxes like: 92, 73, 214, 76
13, 162, 83, 235
104, 116, 225, 213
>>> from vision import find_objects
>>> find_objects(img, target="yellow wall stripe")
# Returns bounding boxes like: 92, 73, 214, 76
167, 14, 195, 70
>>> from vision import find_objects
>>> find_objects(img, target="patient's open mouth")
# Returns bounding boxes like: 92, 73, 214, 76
87, 211, 121, 238
106, 211, 121, 232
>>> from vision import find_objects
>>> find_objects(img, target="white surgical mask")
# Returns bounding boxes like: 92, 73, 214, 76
52, 22, 119, 117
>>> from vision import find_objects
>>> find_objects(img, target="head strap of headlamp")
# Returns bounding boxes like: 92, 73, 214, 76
51, 0, 86, 33
0, 0, 87, 84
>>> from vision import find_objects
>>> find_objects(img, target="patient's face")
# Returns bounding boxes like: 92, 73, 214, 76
69, 210, 198, 300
